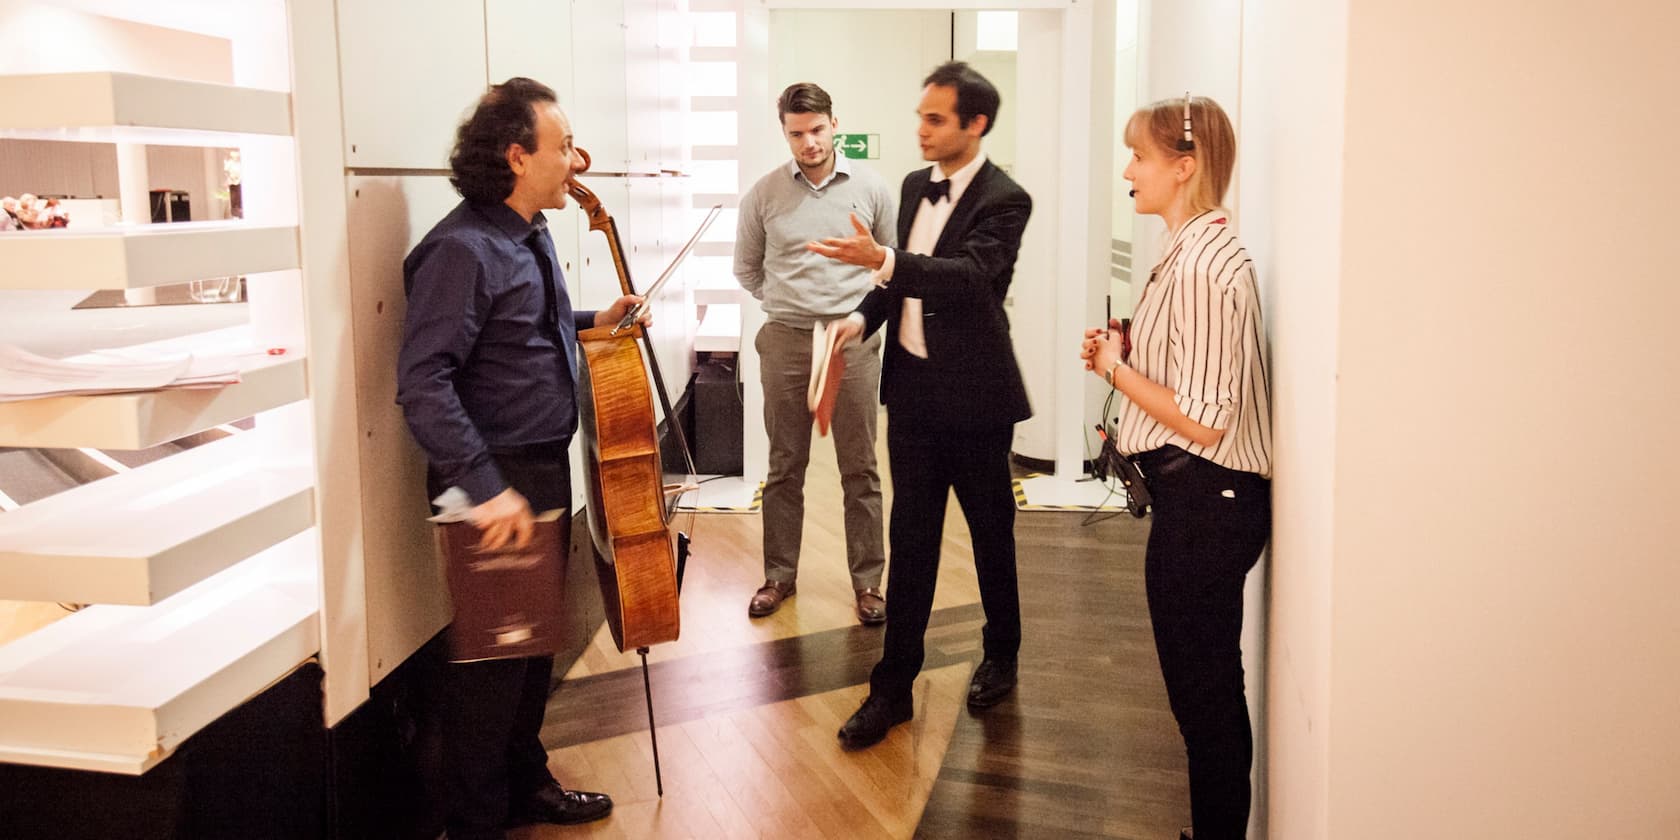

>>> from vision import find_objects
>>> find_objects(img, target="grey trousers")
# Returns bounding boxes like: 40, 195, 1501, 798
755, 319, 886, 589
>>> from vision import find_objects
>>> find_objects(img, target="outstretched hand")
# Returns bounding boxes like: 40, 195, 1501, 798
806, 213, 886, 270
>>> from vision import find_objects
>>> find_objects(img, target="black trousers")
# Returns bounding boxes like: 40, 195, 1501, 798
1136, 445, 1271, 840
870, 417, 1021, 700
429, 446, 572, 840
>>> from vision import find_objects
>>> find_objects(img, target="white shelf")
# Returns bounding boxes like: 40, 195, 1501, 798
0, 222, 300, 291
0, 433, 315, 606
695, 302, 741, 352
0, 72, 292, 144
0, 333, 309, 451
0, 540, 318, 774
693, 270, 749, 305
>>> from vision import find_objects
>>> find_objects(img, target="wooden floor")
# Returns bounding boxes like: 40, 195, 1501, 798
517, 416, 1190, 839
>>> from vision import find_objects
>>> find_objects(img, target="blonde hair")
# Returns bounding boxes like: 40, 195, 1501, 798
1124, 95, 1236, 214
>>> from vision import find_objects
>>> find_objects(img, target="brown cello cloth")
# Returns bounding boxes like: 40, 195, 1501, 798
568, 151, 683, 653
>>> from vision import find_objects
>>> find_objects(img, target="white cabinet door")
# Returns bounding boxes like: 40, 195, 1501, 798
623, 0, 661, 174
343, 174, 462, 685
654, 0, 687, 171
569, 0, 629, 173
337, 0, 488, 169
571, 175, 630, 311
487, 0, 575, 108
540, 206, 582, 307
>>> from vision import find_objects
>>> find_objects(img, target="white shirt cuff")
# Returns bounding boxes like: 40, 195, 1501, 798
870, 247, 896, 287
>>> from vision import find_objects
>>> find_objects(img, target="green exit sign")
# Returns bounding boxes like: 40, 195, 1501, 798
833, 133, 880, 159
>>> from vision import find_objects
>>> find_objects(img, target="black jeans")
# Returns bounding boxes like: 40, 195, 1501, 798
1136, 445, 1270, 840
430, 446, 572, 840
870, 418, 1021, 700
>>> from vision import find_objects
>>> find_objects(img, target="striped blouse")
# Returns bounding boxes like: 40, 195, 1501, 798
1115, 209, 1273, 477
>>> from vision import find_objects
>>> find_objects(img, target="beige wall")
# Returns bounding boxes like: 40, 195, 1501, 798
1327, 1, 1680, 836
1161, 0, 1680, 835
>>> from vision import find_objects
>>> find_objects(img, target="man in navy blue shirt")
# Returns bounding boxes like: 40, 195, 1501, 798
397, 77, 642, 838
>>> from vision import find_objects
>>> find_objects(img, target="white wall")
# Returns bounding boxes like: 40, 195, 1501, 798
953, 11, 1018, 174
1133, 0, 1241, 301
1326, 1, 1680, 836
1110, 1, 1138, 315
1237, 0, 1346, 837
764, 9, 951, 194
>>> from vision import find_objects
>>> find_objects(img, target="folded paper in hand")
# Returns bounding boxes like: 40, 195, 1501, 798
808, 320, 848, 436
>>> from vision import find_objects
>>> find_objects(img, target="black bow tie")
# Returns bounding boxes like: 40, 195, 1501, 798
923, 179, 951, 205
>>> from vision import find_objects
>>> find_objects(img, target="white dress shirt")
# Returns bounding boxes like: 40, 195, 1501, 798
868, 153, 988, 358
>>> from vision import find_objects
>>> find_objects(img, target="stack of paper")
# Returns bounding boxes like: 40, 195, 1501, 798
0, 343, 243, 402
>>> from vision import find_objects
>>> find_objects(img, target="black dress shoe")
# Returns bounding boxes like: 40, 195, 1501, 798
507, 781, 613, 827
966, 657, 1017, 708
836, 693, 912, 750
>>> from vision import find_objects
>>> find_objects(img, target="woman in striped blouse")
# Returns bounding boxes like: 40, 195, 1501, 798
1081, 95, 1272, 840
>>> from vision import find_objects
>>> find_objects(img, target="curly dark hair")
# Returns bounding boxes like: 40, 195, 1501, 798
449, 77, 558, 204
923, 61, 1000, 137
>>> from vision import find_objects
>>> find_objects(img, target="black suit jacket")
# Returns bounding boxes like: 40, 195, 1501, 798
856, 159, 1033, 429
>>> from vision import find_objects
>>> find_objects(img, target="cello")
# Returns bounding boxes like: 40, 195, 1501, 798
566, 148, 697, 795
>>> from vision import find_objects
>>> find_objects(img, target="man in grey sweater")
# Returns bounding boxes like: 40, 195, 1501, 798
734, 82, 898, 623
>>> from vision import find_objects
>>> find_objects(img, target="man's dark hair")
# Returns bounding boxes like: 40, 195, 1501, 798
923, 61, 1000, 137
776, 82, 834, 123
449, 77, 558, 204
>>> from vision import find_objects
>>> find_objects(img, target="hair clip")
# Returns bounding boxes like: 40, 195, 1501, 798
1177, 91, 1196, 152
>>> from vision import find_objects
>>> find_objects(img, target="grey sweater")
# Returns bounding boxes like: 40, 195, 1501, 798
734, 155, 897, 328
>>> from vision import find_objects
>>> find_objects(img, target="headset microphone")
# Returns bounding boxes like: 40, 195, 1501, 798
1128, 189, 1137, 197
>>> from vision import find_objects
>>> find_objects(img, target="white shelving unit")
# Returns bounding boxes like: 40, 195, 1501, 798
0, 64, 322, 775
0, 71, 291, 143
693, 268, 749, 306
0, 432, 314, 606
0, 542, 318, 774
0, 349, 306, 450
695, 302, 742, 352
0, 223, 300, 291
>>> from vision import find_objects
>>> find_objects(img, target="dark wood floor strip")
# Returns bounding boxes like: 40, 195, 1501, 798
915, 511, 1191, 839
541, 603, 987, 748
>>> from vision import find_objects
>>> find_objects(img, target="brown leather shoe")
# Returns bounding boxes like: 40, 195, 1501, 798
854, 587, 886, 625
748, 579, 795, 617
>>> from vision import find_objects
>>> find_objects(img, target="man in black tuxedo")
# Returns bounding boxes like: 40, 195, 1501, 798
809, 61, 1033, 750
